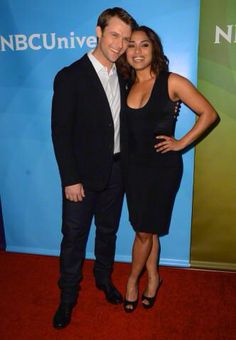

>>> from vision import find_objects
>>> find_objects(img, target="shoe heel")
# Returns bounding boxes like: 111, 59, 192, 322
141, 278, 163, 309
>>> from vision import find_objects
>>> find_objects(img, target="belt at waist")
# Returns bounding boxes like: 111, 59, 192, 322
113, 153, 121, 162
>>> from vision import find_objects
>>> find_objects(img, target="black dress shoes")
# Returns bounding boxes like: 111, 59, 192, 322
96, 282, 123, 304
53, 302, 75, 329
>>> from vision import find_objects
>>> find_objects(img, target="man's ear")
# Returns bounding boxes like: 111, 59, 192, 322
96, 26, 102, 39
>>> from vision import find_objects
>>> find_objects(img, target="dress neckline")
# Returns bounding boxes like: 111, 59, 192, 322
126, 75, 159, 111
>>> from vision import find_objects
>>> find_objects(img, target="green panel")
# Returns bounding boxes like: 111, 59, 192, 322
191, 0, 236, 270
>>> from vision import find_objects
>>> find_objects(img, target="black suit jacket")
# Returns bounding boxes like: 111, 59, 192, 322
51, 54, 127, 191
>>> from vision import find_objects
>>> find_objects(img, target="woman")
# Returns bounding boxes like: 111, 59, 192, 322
119, 26, 218, 312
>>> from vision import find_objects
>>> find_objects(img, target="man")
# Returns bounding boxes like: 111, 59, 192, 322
51, 7, 137, 329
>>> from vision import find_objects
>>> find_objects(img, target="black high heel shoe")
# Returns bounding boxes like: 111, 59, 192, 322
141, 278, 163, 309
123, 298, 138, 313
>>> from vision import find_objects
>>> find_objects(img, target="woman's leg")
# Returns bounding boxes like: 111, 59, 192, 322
125, 232, 153, 308
142, 234, 161, 305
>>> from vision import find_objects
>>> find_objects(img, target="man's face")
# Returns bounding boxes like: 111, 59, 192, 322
96, 16, 132, 68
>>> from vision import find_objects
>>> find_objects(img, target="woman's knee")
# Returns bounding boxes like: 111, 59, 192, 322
136, 232, 153, 244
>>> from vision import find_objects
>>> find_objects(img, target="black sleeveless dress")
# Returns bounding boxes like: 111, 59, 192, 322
124, 72, 183, 236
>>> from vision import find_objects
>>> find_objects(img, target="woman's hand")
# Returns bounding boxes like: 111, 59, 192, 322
154, 135, 185, 153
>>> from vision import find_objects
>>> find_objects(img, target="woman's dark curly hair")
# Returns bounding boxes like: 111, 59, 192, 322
117, 26, 169, 83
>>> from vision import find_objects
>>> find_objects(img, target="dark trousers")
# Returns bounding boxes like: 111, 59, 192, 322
58, 160, 124, 304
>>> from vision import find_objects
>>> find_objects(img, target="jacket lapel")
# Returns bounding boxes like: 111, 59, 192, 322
80, 55, 111, 112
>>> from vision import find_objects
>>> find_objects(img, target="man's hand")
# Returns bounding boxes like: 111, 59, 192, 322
64, 183, 85, 202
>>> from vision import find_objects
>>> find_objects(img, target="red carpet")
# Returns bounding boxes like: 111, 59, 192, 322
0, 251, 235, 340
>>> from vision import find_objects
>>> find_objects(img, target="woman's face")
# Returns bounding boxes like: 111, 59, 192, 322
126, 30, 153, 71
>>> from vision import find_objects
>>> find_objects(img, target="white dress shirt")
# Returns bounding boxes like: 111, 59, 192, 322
87, 51, 121, 154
